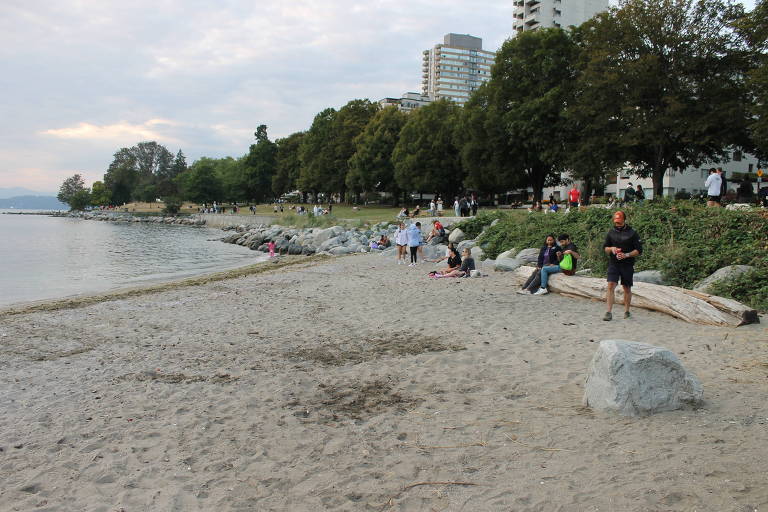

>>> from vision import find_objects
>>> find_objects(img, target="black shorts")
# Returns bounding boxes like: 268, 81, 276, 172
570, 202, 578, 208
707, 195, 721, 202
607, 262, 634, 287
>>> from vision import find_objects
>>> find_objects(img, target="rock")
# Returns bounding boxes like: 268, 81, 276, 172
317, 236, 342, 252
312, 227, 337, 246
329, 246, 353, 256
634, 270, 666, 286
496, 249, 518, 260
583, 340, 703, 417
494, 258, 523, 272
421, 244, 446, 261
693, 265, 754, 293
515, 248, 539, 264
466, 246, 484, 261
448, 228, 466, 243
457, 240, 476, 253
288, 243, 303, 255
480, 258, 496, 271
490, 218, 500, 227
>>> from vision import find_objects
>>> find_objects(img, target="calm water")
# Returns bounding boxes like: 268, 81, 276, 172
0, 211, 266, 307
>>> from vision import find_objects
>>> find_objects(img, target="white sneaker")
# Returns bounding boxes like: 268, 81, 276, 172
397, 260, 402, 265
516, 289, 529, 295
533, 288, 549, 295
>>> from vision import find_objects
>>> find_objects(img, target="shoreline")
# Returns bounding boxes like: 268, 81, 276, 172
0, 255, 327, 318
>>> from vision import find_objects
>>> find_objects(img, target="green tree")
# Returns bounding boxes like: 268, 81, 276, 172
90, 180, 111, 206
241, 125, 278, 202
102, 141, 176, 203
216, 157, 246, 202
480, 28, 577, 202
576, 0, 752, 197
347, 106, 407, 203
57, 174, 90, 210
738, 0, 768, 157
299, 108, 338, 198
332, 99, 379, 202
157, 150, 188, 198
392, 99, 465, 201
272, 132, 305, 197
460, 84, 526, 196
180, 157, 223, 204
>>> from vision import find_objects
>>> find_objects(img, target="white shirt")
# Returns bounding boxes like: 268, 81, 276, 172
705, 173, 722, 196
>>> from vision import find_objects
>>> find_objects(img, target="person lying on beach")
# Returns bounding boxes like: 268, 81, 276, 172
517, 234, 561, 294
432, 248, 475, 278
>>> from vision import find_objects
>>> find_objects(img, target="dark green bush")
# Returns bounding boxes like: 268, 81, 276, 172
453, 210, 507, 239
478, 200, 768, 310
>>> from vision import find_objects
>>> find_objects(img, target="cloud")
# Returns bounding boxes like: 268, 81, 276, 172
40, 119, 181, 144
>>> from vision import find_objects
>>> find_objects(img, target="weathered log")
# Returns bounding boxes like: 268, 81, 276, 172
510, 266, 759, 327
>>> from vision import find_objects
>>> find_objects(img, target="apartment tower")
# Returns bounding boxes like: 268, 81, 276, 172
513, 0, 609, 33
422, 33, 495, 105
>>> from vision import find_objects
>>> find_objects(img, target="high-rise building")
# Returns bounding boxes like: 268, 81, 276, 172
422, 33, 495, 105
512, 0, 609, 33
378, 92, 432, 113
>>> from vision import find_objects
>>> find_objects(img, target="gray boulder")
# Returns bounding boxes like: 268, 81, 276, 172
317, 236, 342, 252
515, 248, 540, 264
457, 240, 476, 252
496, 249, 518, 260
312, 227, 337, 246
633, 270, 666, 286
583, 340, 703, 417
693, 265, 754, 294
329, 246, 353, 256
448, 228, 466, 243
494, 258, 523, 272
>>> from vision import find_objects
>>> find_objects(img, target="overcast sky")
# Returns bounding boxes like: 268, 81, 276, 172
0, 0, 757, 194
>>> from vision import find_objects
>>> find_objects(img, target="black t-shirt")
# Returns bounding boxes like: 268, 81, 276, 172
460, 258, 475, 272
604, 225, 643, 265
447, 254, 462, 268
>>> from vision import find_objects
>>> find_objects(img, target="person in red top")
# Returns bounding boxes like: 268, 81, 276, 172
568, 185, 581, 208
426, 219, 445, 243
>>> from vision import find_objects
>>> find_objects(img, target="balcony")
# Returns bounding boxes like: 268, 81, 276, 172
525, 0, 539, 6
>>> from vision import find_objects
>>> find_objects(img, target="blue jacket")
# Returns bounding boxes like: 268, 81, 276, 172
406, 225, 422, 247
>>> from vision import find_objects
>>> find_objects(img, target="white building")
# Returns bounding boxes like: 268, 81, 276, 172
542, 150, 764, 202
378, 92, 432, 113
422, 33, 495, 105
513, 0, 609, 33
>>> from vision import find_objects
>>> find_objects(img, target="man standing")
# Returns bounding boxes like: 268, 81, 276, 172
717, 167, 727, 204
704, 168, 722, 207
624, 182, 636, 203
603, 211, 643, 321
568, 185, 581, 209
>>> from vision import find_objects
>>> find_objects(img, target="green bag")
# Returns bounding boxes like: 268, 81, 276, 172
560, 253, 573, 271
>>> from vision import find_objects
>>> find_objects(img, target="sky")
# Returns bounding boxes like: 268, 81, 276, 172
0, 0, 757, 194
0, 0, 515, 194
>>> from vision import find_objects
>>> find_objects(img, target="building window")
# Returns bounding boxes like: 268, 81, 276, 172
749, 163, 754, 172
733, 150, 742, 161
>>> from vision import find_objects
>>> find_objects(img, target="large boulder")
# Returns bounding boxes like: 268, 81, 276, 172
693, 265, 754, 294
457, 240, 476, 253
494, 258, 523, 272
421, 244, 445, 261
515, 248, 540, 264
496, 249, 518, 261
312, 227, 337, 246
329, 246, 353, 256
317, 236, 342, 252
633, 270, 666, 286
583, 340, 703, 417
448, 228, 466, 243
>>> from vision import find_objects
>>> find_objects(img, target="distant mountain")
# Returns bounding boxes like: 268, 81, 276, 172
0, 187, 49, 199
0, 195, 68, 210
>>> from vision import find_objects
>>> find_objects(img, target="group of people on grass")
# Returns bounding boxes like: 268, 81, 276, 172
516, 210, 643, 321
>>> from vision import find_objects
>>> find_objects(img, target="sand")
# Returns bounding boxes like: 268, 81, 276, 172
0, 252, 766, 512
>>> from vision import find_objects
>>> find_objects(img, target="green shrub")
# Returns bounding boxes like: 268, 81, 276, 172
453, 211, 507, 239
478, 200, 768, 310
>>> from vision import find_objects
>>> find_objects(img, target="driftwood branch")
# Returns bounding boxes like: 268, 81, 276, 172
510, 266, 759, 327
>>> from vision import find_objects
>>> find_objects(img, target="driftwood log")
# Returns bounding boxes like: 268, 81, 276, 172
510, 266, 759, 327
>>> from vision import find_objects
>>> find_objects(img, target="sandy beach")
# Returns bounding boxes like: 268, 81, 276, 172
1, 252, 766, 512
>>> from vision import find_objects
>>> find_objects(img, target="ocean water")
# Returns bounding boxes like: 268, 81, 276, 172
0, 211, 266, 307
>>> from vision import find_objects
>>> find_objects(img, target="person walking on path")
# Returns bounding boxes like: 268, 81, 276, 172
602, 210, 643, 321
704, 168, 722, 207
406, 222, 422, 266
437, 197, 444, 216
453, 197, 461, 217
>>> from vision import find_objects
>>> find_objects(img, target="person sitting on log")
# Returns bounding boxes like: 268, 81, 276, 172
517, 234, 561, 295
533, 234, 580, 295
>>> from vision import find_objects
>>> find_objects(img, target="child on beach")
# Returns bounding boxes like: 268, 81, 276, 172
267, 240, 276, 258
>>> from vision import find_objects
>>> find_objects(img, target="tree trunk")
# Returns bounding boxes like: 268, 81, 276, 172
509, 266, 758, 327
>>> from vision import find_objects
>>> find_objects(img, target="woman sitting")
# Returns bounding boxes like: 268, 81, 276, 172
434, 248, 475, 278
377, 234, 390, 248
428, 242, 455, 264
412, 205, 421, 217
429, 247, 461, 277
397, 207, 410, 218
517, 234, 561, 294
